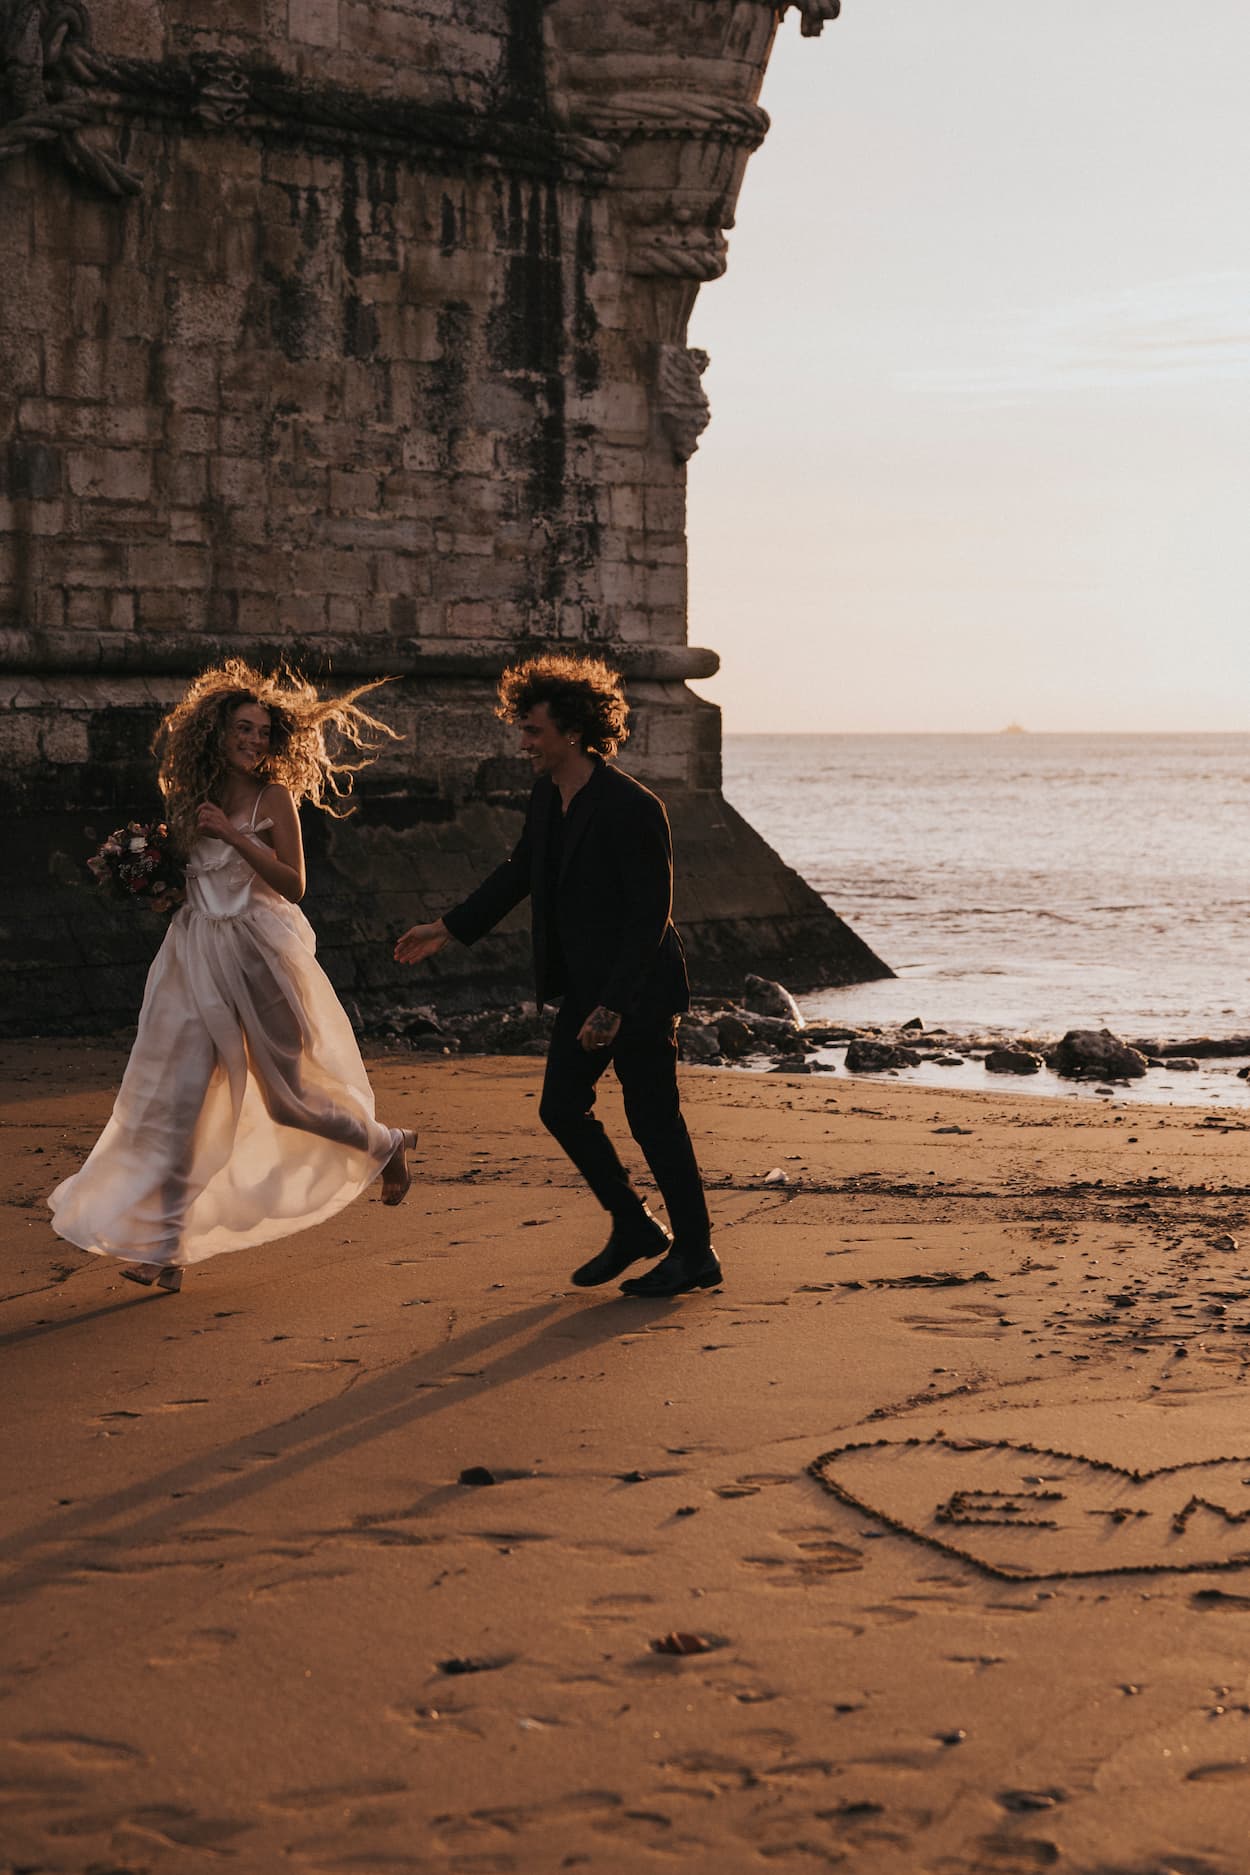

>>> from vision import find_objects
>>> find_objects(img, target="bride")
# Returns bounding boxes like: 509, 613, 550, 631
49, 660, 416, 1292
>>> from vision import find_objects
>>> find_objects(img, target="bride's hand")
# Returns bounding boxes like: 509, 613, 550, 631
196, 802, 238, 844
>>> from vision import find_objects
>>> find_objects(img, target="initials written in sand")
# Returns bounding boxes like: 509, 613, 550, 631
810, 1437, 1250, 1582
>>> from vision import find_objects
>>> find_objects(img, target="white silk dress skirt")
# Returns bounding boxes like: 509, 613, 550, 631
49, 815, 402, 1269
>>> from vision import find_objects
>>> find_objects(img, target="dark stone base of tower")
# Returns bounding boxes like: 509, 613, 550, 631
0, 0, 887, 1034
0, 666, 888, 1036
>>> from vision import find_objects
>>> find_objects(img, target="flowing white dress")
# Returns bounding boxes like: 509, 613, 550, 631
50, 795, 402, 1268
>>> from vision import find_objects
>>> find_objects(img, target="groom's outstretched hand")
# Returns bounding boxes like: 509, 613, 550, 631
394, 918, 452, 966
577, 1005, 621, 1052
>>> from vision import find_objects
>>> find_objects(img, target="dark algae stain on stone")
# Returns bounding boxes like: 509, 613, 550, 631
502, 0, 548, 113
439, 192, 460, 257
261, 268, 318, 363
343, 293, 379, 362
572, 199, 600, 394
430, 301, 473, 465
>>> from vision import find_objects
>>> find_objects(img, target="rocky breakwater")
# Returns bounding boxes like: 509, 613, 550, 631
674, 1005, 1250, 1091
360, 980, 1250, 1094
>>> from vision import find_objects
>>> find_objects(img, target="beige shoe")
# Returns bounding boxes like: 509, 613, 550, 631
381, 1130, 418, 1207
119, 1263, 182, 1292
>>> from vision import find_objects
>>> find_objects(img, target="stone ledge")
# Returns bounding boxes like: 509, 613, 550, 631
0, 631, 720, 683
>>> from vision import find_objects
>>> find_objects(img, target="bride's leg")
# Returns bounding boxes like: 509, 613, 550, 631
155, 1016, 219, 1227
111, 1004, 218, 1280
240, 955, 391, 1157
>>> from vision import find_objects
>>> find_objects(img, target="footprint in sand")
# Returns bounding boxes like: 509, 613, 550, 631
562, 1538, 653, 1560
388, 1702, 484, 1741
147, 1626, 237, 1668
741, 1534, 864, 1586
956, 1835, 1061, 1873
903, 1305, 1009, 1339
733, 1726, 798, 1755
660, 1750, 835, 1794
1185, 1760, 1250, 1782
433, 1789, 625, 1849
45, 1804, 252, 1852
0, 1772, 84, 1816
267, 1778, 409, 1811
579, 1591, 657, 1629
250, 1567, 356, 1599
15, 1733, 143, 1767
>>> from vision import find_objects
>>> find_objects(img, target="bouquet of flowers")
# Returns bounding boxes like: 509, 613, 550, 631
86, 821, 185, 914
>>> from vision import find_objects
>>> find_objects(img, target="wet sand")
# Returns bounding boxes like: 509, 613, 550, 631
3, 1039, 1250, 1874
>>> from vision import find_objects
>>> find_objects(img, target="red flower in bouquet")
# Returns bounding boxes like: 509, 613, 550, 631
86, 821, 185, 913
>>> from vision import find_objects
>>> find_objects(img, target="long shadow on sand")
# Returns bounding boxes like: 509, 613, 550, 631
0, 1295, 672, 1604
0, 1292, 156, 1350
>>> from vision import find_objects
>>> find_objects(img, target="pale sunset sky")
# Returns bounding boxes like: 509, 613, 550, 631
686, 0, 1249, 734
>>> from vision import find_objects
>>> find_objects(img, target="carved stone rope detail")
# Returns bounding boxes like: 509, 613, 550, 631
629, 229, 728, 282
585, 90, 770, 149
0, 0, 139, 194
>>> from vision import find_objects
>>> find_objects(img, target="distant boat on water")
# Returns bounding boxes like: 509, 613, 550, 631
1000, 722, 1027, 735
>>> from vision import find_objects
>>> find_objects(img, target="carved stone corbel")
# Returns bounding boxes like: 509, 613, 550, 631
0, 0, 139, 195
543, 0, 840, 289
657, 344, 711, 462
778, 0, 842, 37
624, 194, 729, 282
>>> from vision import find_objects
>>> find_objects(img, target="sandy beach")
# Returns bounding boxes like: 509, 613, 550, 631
4, 1040, 1250, 1874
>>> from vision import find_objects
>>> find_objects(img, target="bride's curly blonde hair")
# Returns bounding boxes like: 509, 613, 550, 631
153, 660, 400, 857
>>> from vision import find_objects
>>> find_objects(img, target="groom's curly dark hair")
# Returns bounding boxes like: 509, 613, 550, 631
496, 653, 630, 758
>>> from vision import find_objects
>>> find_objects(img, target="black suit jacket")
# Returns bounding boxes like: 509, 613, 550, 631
442, 757, 690, 1016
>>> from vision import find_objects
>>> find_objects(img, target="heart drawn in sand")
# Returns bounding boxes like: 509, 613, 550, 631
809, 1437, 1250, 1581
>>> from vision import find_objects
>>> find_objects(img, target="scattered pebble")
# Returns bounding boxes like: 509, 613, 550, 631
458, 1466, 497, 1487
651, 1632, 716, 1656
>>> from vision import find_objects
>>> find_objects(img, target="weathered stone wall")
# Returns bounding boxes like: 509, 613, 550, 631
0, 0, 886, 1034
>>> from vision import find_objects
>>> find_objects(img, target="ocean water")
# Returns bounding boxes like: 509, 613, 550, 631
721, 733, 1250, 1070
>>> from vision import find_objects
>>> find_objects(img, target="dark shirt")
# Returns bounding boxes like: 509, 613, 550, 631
545, 788, 568, 997
442, 757, 690, 1017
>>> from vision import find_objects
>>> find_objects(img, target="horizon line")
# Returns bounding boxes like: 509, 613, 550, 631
719, 727, 1250, 738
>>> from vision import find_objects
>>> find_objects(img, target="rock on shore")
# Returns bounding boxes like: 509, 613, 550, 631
984, 1047, 1044, 1075
1052, 1028, 1148, 1082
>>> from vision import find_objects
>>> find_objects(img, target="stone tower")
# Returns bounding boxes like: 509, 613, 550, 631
0, 0, 888, 1030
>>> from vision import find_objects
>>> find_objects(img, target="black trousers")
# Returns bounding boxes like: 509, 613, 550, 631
538, 1000, 711, 1248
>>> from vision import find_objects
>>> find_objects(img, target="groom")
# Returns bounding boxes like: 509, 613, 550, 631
394, 654, 720, 1297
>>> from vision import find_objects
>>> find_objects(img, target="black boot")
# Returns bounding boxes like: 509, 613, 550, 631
620, 1242, 722, 1298
570, 1207, 671, 1287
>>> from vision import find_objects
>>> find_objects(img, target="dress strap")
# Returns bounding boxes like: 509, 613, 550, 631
248, 788, 266, 830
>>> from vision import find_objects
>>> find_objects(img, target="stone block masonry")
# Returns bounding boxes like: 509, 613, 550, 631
0, 0, 886, 1034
